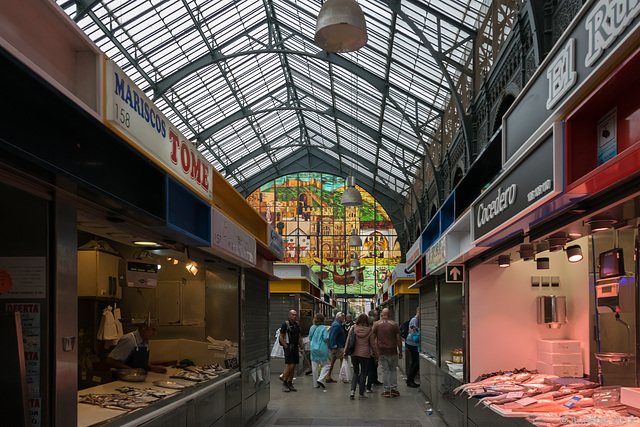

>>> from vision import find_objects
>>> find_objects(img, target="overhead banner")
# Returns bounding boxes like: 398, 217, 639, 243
105, 59, 213, 200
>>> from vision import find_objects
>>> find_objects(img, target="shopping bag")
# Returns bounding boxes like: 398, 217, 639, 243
270, 328, 285, 358
339, 358, 351, 382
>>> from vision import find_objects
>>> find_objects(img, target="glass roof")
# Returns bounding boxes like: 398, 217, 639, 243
57, 0, 490, 233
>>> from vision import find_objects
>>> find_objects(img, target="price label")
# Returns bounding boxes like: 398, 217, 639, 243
515, 397, 537, 406
563, 396, 581, 408
506, 391, 524, 399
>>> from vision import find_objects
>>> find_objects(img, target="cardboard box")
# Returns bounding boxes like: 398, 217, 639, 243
537, 361, 583, 377
538, 351, 582, 365
537, 339, 580, 354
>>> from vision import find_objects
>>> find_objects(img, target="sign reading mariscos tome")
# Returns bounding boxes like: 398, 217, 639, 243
105, 60, 213, 200
472, 133, 559, 243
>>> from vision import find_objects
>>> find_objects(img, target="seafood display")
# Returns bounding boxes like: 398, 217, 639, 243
152, 380, 188, 390
457, 370, 638, 426
78, 393, 150, 411
115, 386, 170, 398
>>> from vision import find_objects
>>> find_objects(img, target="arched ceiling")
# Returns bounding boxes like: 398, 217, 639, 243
57, 0, 491, 247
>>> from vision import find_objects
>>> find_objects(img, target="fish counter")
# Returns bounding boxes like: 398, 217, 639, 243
456, 369, 640, 427
77, 366, 240, 427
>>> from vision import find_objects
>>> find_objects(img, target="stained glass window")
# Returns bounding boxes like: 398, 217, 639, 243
247, 173, 400, 296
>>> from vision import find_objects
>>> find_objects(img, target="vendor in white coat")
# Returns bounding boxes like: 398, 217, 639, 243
106, 320, 167, 373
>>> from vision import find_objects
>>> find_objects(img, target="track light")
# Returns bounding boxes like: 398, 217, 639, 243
186, 262, 198, 275
588, 219, 615, 233
566, 245, 583, 262
518, 244, 535, 261
537, 257, 550, 270
498, 255, 511, 268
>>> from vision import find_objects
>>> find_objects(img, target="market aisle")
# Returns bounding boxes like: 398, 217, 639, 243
252, 367, 447, 427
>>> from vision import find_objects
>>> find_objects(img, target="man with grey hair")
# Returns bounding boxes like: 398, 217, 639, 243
324, 311, 345, 382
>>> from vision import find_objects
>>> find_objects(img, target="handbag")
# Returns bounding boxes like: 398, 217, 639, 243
344, 329, 356, 356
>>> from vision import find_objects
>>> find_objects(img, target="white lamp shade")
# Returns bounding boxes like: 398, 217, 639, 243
314, 0, 368, 53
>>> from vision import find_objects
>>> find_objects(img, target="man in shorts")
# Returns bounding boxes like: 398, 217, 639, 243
279, 310, 304, 392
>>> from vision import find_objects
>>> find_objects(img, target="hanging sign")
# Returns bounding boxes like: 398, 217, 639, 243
446, 264, 465, 283
105, 59, 213, 200
205, 207, 256, 267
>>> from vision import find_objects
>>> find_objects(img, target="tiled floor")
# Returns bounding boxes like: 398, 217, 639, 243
252, 365, 447, 427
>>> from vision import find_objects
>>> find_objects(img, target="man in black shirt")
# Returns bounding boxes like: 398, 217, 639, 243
279, 309, 304, 392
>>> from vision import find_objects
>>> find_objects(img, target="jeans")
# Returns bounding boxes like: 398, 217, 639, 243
379, 354, 398, 392
366, 356, 377, 389
406, 344, 419, 383
350, 356, 369, 395
312, 360, 330, 386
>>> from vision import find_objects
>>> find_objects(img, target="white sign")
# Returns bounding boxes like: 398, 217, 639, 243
105, 60, 213, 200
406, 239, 422, 270
546, 38, 577, 109
585, 0, 640, 67
0, 257, 46, 299
210, 207, 256, 267
476, 184, 518, 229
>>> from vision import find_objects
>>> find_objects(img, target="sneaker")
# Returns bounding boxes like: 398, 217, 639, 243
390, 390, 400, 397
381, 391, 391, 398
279, 374, 284, 382
317, 380, 325, 389
288, 382, 297, 392
366, 389, 373, 393
406, 381, 419, 388
359, 394, 367, 399
305, 370, 312, 376
350, 391, 355, 400
282, 385, 290, 392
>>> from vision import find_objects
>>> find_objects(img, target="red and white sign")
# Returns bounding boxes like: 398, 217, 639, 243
105, 59, 213, 200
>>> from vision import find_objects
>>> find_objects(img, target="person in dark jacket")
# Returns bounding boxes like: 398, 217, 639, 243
325, 312, 345, 382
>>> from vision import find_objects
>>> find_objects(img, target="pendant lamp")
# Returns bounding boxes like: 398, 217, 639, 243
340, 175, 363, 207
348, 229, 362, 247
314, 0, 368, 53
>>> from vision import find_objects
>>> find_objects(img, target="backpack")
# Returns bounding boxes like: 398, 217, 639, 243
344, 330, 357, 356
399, 320, 410, 339
279, 321, 291, 346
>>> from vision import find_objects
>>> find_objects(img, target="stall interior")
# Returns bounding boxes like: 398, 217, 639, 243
77, 212, 240, 390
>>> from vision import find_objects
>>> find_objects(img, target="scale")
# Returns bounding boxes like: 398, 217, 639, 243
595, 277, 635, 365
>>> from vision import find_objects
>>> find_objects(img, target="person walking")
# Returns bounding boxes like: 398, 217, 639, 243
343, 313, 355, 336
309, 313, 331, 389
365, 309, 382, 391
345, 313, 378, 400
325, 312, 345, 383
372, 308, 402, 397
406, 307, 420, 388
279, 310, 304, 392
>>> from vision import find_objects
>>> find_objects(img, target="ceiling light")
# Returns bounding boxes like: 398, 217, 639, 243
518, 244, 535, 261
350, 257, 360, 267
186, 262, 198, 275
498, 255, 511, 268
588, 219, 615, 233
314, 0, 367, 53
566, 245, 583, 262
536, 241, 550, 253
348, 229, 362, 247
341, 175, 363, 207
133, 241, 159, 246
173, 259, 179, 265
537, 257, 550, 270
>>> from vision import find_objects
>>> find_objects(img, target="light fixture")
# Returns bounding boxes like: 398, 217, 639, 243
537, 257, 550, 270
536, 241, 550, 253
341, 175, 363, 207
314, 0, 368, 53
186, 262, 198, 275
133, 241, 159, 246
350, 256, 360, 267
498, 255, 511, 268
348, 229, 362, 247
173, 258, 179, 265
518, 244, 535, 261
588, 219, 615, 233
566, 245, 583, 262
547, 233, 569, 252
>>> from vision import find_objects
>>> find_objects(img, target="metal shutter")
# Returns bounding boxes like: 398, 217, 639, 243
242, 271, 270, 367
420, 281, 437, 358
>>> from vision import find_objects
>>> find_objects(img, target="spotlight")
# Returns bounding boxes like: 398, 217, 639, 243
536, 241, 550, 253
518, 244, 535, 261
498, 255, 511, 268
537, 257, 550, 270
587, 219, 614, 233
186, 262, 198, 275
566, 245, 583, 262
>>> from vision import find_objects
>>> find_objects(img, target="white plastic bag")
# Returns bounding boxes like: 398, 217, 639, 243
270, 328, 285, 358
339, 358, 351, 382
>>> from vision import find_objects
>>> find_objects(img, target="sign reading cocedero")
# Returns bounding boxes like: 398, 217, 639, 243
105, 60, 213, 200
